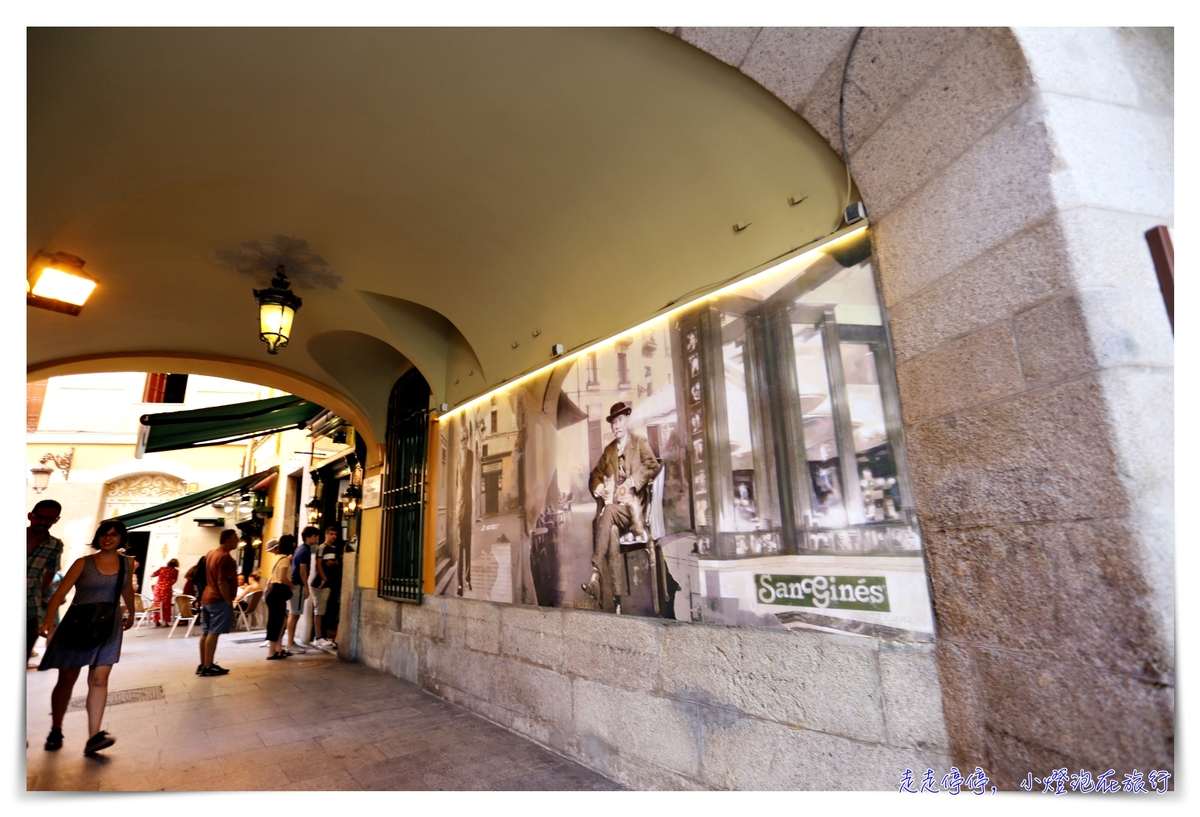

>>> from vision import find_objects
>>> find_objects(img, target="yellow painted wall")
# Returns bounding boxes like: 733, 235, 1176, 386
28, 442, 248, 471
357, 465, 383, 590
422, 417, 439, 595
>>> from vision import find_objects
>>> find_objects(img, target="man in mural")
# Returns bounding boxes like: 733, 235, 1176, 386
456, 423, 474, 596
582, 401, 661, 613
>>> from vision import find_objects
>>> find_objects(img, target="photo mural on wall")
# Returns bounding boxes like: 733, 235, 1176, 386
434, 229, 936, 640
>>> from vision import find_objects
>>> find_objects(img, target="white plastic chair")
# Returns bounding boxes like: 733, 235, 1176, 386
133, 594, 159, 630
168, 595, 198, 638
236, 590, 262, 632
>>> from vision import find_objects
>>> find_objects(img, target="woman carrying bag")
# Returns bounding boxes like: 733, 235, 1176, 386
264, 535, 295, 660
37, 519, 136, 756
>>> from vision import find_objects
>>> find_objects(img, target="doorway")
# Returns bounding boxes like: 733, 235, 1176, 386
125, 531, 150, 590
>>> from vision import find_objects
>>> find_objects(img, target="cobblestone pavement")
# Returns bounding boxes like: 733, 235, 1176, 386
25, 623, 622, 791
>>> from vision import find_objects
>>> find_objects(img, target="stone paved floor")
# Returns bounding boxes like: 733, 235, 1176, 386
25, 623, 622, 791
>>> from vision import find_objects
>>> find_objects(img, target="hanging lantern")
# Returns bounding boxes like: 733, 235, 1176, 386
342, 484, 361, 514
253, 266, 302, 354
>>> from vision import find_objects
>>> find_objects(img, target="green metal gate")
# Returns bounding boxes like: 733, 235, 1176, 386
378, 369, 430, 603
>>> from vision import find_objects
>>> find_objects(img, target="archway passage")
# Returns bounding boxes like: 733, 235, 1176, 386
29, 27, 853, 423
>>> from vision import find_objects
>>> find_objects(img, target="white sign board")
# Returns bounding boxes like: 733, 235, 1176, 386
361, 474, 382, 509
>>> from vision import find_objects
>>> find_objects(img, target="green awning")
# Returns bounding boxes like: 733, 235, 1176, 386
111, 467, 279, 530
136, 395, 326, 456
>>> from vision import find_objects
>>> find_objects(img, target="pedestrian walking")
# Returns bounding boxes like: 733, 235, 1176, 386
149, 558, 179, 626
264, 535, 294, 659
37, 519, 136, 756
196, 530, 239, 677
27, 499, 64, 660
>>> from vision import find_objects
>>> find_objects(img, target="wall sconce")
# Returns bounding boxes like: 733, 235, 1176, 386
253, 266, 302, 354
30, 449, 73, 493
27, 253, 97, 316
306, 496, 321, 524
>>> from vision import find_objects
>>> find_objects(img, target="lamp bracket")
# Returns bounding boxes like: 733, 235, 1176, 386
38, 448, 74, 481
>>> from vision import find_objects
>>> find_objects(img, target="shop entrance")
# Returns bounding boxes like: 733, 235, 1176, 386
482, 466, 501, 515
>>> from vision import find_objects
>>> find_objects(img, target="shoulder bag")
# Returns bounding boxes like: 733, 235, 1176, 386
56, 555, 126, 650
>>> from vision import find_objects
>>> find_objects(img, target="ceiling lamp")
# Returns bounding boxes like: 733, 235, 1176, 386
27, 252, 97, 316
253, 266, 302, 354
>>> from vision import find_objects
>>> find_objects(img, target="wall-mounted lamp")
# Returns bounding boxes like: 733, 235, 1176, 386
27, 253, 97, 316
30, 449, 73, 493
253, 266, 302, 354
306, 496, 321, 524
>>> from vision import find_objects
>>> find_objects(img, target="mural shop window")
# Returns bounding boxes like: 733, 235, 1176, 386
378, 369, 430, 603
431, 229, 934, 642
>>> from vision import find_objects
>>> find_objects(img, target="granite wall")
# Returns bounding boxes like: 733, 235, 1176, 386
350, 27, 1174, 789
352, 590, 951, 790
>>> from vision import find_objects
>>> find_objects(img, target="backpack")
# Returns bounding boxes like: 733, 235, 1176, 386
193, 555, 207, 596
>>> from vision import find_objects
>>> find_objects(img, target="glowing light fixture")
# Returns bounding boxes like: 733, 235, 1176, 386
253, 266, 302, 354
27, 252, 97, 316
342, 484, 361, 514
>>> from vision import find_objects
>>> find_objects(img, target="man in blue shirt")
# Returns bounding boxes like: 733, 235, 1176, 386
285, 526, 319, 653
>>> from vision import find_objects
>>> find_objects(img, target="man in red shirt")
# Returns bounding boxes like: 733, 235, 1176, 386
197, 530, 240, 677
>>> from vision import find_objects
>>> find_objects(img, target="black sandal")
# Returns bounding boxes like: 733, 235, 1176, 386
84, 730, 115, 755
44, 727, 63, 751
267, 651, 284, 660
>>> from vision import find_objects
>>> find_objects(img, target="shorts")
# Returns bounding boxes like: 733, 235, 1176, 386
310, 586, 331, 616
200, 602, 234, 635
288, 582, 308, 616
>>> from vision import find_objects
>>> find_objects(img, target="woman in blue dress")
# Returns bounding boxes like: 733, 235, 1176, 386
37, 519, 136, 756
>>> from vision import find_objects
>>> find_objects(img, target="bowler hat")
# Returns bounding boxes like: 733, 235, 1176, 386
606, 401, 632, 423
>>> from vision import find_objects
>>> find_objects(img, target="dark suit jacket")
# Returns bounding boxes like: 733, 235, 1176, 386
588, 434, 661, 503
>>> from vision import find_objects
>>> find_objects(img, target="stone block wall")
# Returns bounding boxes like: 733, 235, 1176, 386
349, 27, 1173, 789
354, 591, 952, 790
657, 26, 1174, 783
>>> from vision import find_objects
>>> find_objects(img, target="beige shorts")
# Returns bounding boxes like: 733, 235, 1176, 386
310, 586, 331, 616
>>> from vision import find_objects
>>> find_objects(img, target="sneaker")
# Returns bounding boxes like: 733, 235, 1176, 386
208, 663, 231, 675
44, 728, 63, 751
195, 664, 204, 675
84, 730, 115, 755
198, 666, 221, 677
287, 644, 307, 654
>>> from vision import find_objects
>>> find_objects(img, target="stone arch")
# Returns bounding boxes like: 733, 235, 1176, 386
28, 351, 383, 465
666, 27, 1174, 782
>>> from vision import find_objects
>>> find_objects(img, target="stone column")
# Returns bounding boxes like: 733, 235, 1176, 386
664, 26, 1174, 784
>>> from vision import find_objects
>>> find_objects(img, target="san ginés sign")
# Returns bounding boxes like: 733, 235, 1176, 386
756, 574, 890, 612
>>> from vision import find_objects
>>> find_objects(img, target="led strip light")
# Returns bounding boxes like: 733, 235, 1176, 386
439, 222, 870, 422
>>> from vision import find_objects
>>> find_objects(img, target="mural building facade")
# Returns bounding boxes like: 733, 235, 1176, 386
434, 229, 935, 641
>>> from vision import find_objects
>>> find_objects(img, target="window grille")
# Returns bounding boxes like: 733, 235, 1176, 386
378, 369, 430, 603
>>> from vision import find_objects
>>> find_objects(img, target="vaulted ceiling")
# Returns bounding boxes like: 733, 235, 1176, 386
28, 27, 851, 444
